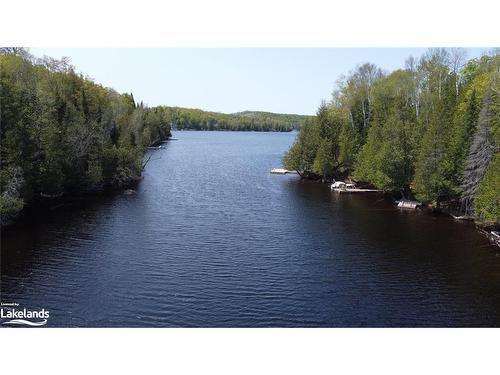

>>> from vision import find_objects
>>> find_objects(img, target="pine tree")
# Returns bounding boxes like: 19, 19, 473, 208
461, 93, 496, 215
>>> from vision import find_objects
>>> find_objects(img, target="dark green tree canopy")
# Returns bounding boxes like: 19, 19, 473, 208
283, 49, 499, 223
0, 49, 171, 222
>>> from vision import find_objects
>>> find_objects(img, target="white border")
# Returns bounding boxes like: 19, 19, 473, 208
1, 0, 499, 47
1, 0, 499, 373
1, 328, 499, 374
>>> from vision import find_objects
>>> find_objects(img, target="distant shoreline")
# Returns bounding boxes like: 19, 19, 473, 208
172, 128, 297, 132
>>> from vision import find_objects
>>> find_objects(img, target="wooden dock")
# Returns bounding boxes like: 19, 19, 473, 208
270, 168, 298, 175
332, 188, 382, 194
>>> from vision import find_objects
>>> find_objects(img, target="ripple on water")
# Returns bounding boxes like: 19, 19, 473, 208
2, 131, 500, 327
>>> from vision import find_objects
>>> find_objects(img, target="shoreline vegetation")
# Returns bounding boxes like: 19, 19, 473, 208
0, 48, 171, 225
2, 48, 498, 239
283, 48, 499, 233
163, 108, 310, 132
0, 48, 309, 226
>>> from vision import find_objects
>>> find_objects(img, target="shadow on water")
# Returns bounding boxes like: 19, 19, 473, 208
281, 178, 500, 326
2, 193, 119, 269
1, 191, 144, 326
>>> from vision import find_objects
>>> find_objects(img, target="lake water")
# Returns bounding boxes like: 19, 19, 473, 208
1, 131, 499, 327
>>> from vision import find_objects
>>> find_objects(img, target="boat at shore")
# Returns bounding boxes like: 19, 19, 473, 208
397, 200, 422, 209
330, 181, 382, 193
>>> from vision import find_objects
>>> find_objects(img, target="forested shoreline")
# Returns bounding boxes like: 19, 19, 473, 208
159, 107, 309, 131
2, 48, 498, 227
0, 48, 173, 224
0, 49, 309, 225
284, 49, 499, 225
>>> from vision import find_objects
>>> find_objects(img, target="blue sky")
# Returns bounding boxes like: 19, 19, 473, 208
30, 48, 488, 115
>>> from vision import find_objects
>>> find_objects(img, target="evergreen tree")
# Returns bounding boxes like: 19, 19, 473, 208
0, 50, 172, 223
283, 49, 499, 222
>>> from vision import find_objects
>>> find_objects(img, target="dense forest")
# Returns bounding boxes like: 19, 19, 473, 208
159, 107, 309, 131
0, 49, 309, 224
0, 48, 172, 223
284, 49, 499, 224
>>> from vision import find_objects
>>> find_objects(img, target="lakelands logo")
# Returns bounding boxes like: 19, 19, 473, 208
1, 302, 49, 327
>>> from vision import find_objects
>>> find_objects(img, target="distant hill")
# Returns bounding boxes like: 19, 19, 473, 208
157, 106, 311, 132
233, 111, 312, 130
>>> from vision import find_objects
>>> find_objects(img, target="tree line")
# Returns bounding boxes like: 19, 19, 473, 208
0, 48, 171, 223
283, 49, 499, 224
159, 107, 309, 132
0, 49, 310, 224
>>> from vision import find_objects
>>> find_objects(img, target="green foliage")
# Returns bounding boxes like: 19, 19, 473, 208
283, 118, 321, 176
355, 112, 414, 192
337, 120, 359, 172
0, 49, 171, 219
413, 110, 454, 202
312, 140, 335, 177
0, 194, 24, 216
162, 107, 310, 132
86, 158, 103, 187
0, 166, 24, 219
491, 90, 500, 145
284, 49, 499, 221
283, 104, 349, 178
234, 111, 310, 130
475, 154, 500, 223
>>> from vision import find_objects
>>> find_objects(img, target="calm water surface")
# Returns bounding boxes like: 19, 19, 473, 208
1, 131, 499, 327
